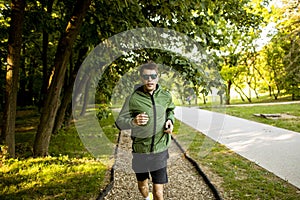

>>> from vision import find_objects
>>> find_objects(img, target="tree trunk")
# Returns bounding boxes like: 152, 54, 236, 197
52, 82, 74, 134
34, 0, 91, 157
80, 75, 92, 116
235, 85, 252, 103
202, 93, 206, 104
53, 47, 88, 134
1, 0, 26, 158
225, 79, 232, 105
19, 59, 27, 106
235, 88, 245, 102
72, 72, 90, 115
19, 54, 36, 106
39, 0, 55, 109
268, 85, 272, 97
219, 94, 223, 105
193, 86, 199, 105
27, 57, 36, 105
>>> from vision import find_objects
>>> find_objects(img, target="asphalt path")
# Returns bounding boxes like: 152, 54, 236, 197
174, 105, 300, 189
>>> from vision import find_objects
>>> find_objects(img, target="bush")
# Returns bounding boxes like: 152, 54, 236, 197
96, 104, 112, 120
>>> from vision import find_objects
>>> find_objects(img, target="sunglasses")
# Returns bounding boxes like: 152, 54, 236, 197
141, 74, 158, 80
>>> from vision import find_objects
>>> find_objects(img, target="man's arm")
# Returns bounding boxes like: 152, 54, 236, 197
166, 96, 175, 124
115, 96, 135, 130
164, 95, 175, 134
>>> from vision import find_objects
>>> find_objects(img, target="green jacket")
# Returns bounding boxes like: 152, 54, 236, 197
116, 85, 175, 153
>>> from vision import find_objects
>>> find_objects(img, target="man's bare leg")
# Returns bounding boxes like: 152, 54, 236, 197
153, 183, 164, 200
138, 179, 149, 198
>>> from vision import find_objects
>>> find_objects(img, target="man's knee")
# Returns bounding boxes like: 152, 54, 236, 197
138, 180, 150, 198
138, 180, 148, 191
153, 184, 164, 199
139, 184, 148, 191
154, 189, 163, 197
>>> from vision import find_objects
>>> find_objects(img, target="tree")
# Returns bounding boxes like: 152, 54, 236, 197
52, 47, 89, 134
251, 0, 300, 100
0, 0, 270, 157
279, 1, 300, 99
237, 49, 260, 101
40, 0, 55, 108
33, 0, 91, 157
2, 0, 26, 158
207, 0, 270, 104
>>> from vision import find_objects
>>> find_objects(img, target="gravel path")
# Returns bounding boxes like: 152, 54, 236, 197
103, 130, 216, 200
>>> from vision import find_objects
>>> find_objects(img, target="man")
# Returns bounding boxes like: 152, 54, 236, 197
116, 62, 175, 200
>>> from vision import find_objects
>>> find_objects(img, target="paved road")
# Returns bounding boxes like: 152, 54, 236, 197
174, 106, 300, 189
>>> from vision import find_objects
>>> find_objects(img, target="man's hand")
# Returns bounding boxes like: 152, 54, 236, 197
164, 120, 173, 134
132, 112, 149, 126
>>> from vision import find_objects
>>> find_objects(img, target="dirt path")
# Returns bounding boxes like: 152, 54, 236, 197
103, 130, 216, 200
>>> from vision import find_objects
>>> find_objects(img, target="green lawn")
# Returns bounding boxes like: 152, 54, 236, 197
174, 98, 300, 199
173, 120, 300, 199
1, 100, 300, 199
221, 103, 300, 133
0, 109, 119, 200
1, 156, 110, 200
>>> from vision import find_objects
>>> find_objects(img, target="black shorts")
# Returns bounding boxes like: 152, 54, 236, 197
135, 166, 168, 184
132, 150, 169, 184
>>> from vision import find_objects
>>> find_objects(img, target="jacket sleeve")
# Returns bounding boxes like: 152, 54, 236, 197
166, 95, 175, 124
115, 96, 135, 130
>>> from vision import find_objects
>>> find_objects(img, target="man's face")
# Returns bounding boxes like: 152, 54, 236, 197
141, 69, 158, 93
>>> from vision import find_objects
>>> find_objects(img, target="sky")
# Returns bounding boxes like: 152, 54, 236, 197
254, 0, 285, 50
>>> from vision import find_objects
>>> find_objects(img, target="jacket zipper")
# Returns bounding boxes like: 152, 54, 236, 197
150, 94, 156, 153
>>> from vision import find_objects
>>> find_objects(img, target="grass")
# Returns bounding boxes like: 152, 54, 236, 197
201, 98, 300, 133
1, 156, 109, 200
0, 108, 119, 200
197, 94, 300, 133
1, 96, 300, 199
173, 95, 300, 199
229, 94, 298, 104
220, 104, 300, 133
173, 120, 300, 200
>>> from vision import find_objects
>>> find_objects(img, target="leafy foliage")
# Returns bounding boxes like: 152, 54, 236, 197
96, 104, 112, 121
0, 0, 269, 109
3, 0, 300, 157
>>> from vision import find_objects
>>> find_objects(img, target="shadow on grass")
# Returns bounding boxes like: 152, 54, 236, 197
0, 108, 114, 199
0, 156, 110, 200
0, 108, 117, 199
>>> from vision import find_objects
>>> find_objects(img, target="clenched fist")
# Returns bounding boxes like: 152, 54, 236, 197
132, 112, 149, 126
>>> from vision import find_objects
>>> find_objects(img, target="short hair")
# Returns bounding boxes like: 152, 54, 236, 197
139, 62, 158, 75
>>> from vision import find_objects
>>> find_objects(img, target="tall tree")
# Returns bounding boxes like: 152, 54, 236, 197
53, 47, 88, 134
2, 0, 26, 158
40, 0, 55, 108
0, 0, 270, 157
34, 0, 91, 157
279, 0, 300, 99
